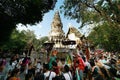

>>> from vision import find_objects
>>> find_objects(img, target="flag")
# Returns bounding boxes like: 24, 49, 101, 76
66, 54, 72, 65
85, 47, 90, 61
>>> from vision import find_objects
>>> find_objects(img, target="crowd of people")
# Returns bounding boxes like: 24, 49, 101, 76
0, 48, 120, 80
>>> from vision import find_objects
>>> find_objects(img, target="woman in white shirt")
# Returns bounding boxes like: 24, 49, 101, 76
63, 65, 73, 80
43, 63, 56, 80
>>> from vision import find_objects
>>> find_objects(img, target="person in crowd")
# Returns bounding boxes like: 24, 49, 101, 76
63, 65, 73, 80
73, 54, 85, 80
60, 58, 66, 72
19, 57, 30, 80
1, 56, 7, 66
34, 72, 45, 80
0, 60, 5, 73
97, 55, 106, 66
43, 63, 56, 80
89, 59, 105, 80
48, 52, 57, 70
96, 56, 111, 80
30, 48, 37, 66
15, 54, 19, 63
20, 57, 30, 73
36, 60, 42, 73
9, 55, 18, 70
82, 56, 91, 80
116, 55, 120, 78
0, 60, 6, 80
56, 58, 62, 68
27, 62, 36, 77
7, 68, 20, 80
25, 72, 33, 80
52, 61, 60, 76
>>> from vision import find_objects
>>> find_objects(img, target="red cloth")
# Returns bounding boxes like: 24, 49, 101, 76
9, 77, 20, 80
85, 47, 90, 61
74, 56, 85, 71
52, 66, 60, 75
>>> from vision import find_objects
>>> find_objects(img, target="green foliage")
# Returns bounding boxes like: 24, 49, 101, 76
35, 36, 49, 50
0, 27, 49, 53
88, 23, 120, 52
0, 0, 56, 24
0, 29, 27, 53
61, 0, 120, 52
0, 0, 57, 45
60, 0, 120, 27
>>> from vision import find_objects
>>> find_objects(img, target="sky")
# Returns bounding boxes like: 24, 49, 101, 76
16, 0, 90, 39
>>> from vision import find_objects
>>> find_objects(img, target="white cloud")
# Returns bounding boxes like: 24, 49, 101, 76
16, 23, 43, 39
67, 23, 72, 28
16, 23, 42, 31
16, 23, 28, 31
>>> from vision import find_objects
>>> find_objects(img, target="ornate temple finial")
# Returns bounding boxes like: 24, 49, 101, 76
49, 11, 65, 44
68, 23, 73, 28
55, 9, 59, 13
51, 10, 63, 28
54, 11, 60, 20
55, 9, 59, 14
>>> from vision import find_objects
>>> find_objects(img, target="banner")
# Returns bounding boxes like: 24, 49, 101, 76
85, 47, 90, 61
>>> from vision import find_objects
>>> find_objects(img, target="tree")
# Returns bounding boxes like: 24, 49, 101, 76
0, 29, 43, 54
88, 22, 120, 52
0, 29, 27, 54
0, 0, 57, 45
60, 0, 120, 52
35, 36, 49, 50
60, 0, 120, 27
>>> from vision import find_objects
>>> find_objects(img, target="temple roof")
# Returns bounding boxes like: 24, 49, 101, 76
66, 26, 82, 38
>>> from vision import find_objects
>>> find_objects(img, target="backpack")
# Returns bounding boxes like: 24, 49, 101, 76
34, 72, 45, 80
84, 66, 89, 73
53, 74, 65, 80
